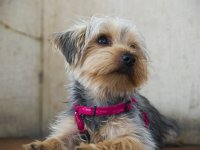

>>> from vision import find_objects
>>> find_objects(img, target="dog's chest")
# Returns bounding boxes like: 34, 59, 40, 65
84, 115, 108, 132
84, 113, 140, 143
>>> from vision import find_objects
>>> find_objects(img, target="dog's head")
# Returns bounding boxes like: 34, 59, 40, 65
53, 17, 148, 98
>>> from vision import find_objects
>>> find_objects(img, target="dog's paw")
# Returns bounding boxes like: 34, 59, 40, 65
75, 142, 97, 150
23, 139, 65, 150
23, 141, 44, 150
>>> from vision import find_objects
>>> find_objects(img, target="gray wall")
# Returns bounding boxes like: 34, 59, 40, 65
0, 0, 200, 144
0, 0, 42, 137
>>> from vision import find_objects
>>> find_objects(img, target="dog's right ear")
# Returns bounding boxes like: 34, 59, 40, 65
52, 26, 86, 64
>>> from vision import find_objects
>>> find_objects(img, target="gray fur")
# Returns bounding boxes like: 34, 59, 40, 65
133, 93, 179, 148
53, 31, 79, 64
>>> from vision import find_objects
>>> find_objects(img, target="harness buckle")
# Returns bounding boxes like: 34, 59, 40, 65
92, 105, 97, 116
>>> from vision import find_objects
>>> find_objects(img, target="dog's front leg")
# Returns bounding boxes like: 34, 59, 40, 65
23, 138, 68, 150
76, 136, 145, 150
23, 116, 79, 150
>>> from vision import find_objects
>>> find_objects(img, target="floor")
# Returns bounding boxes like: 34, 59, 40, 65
0, 139, 199, 150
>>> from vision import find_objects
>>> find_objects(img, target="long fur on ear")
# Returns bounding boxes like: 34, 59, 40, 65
52, 26, 86, 64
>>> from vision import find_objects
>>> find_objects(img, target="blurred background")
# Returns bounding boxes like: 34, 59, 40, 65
0, 0, 200, 146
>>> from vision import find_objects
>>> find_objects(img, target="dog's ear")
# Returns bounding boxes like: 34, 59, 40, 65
52, 26, 86, 64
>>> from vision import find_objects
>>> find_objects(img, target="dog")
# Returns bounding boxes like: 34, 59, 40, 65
24, 16, 179, 150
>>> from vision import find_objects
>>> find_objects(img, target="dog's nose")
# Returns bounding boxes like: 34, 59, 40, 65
121, 53, 135, 67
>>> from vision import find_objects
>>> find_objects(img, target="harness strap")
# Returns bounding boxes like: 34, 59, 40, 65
74, 97, 149, 142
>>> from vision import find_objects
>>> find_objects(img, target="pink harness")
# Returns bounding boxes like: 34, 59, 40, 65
74, 97, 150, 135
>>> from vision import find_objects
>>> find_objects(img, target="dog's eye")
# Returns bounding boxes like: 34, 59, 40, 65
97, 35, 111, 45
130, 44, 136, 49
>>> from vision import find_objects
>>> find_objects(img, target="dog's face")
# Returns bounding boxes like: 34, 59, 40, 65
53, 17, 148, 98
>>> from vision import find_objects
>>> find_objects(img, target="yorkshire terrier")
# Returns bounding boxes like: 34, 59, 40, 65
24, 17, 178, 150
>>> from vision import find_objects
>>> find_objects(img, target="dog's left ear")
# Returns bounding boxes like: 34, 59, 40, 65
52, 26, 86, 64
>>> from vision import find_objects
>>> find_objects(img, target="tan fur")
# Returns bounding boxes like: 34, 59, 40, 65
95, 116, 139, 141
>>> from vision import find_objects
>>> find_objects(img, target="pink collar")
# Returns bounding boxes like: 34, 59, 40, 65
74, 97, 149, 135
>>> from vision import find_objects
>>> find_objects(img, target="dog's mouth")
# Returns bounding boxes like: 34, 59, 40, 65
116, 66, 133, 74
110, 64, 134, 75
106, 66, 135, 88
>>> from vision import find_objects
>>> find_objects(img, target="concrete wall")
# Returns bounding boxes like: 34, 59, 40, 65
0, 0, 42, 137
0, 0, 199, 144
